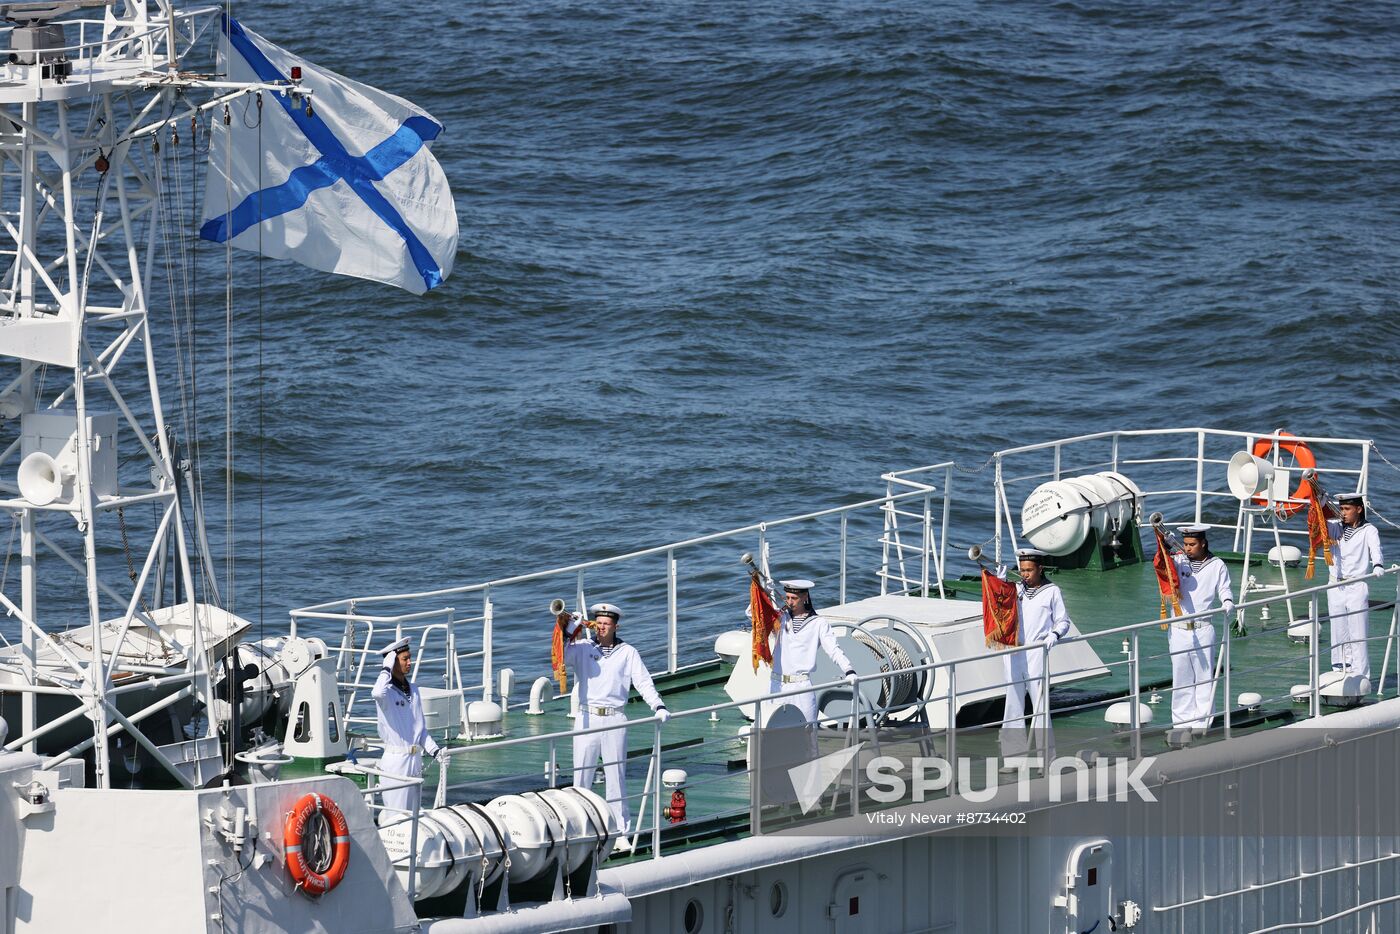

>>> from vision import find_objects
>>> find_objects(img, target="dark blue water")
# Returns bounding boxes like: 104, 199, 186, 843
6, 1, 1400, 666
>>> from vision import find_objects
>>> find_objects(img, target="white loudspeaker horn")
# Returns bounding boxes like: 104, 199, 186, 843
17, 450, 73, 506
1227, 450, 1274, 500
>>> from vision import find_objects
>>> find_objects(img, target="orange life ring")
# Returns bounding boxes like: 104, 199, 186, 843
284, 792, 352, 896
1251, 432, 1316, 519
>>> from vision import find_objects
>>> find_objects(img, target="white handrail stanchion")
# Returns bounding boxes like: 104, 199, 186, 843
1378, 570, 1399, 697
1310, 593, 1320, 719
1222, 621, 1232, 739
667, 550, 678, 673
1129, 632, 1142, 761
946, 663, 957, 796
651, 720, 663, 860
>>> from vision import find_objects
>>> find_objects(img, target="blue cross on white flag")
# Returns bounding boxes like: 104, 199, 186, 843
200, 16, 457, 295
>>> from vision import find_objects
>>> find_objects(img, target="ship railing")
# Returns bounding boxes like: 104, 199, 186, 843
887, 428, 1372, 569
327, 759, 426, 901
291, 478, 957, 699
0, 6, 221, 92
891, 428, 1375, 631
421, 566, 1398, 862
291, 606, 474, 730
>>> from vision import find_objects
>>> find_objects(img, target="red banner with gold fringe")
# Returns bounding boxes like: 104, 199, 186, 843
749, 576, 782, 671
982, 569, 1019, 649
1305, 487, 1335, 580
1152, 528, 1183, 624
552, 613, 582, 694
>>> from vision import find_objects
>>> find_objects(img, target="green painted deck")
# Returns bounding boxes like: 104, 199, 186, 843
348, 554, 1399, 861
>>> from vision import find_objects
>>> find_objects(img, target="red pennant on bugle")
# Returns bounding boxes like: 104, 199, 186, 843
1152, 527, 1183, 625
749, 576, 782, 672
981, 569, 1019, 649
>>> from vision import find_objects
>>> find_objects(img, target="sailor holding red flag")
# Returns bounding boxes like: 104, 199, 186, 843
995, 549, 1071, 758
1325, 493, 1385, 681
1167, 526, 1235, 732
757, 579, 858, 726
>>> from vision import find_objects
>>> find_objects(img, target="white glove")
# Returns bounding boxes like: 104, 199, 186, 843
1042, 632, 1059, 648
1374, 566, 1386, 580
844, 670, 859, 686
1222, 602, 1236, 618
655, 707, 671, 723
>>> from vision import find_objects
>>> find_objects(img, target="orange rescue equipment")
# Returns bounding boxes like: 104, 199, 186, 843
1251, 432, 1316, 519
284, 792, 352, 896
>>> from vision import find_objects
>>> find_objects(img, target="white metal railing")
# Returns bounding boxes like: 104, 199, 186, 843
293, 484, 954, 705
413, 566, 1399, 865
327, 760, 424, 901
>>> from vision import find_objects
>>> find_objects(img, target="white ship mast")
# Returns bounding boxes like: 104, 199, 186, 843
0, 0, 296, 788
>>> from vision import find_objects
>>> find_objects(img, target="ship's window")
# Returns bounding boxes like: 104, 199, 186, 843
683, 898, 703, 933
850, 895, 860, 915
293, 702, 310, 743
1088, 867, 1097, 886
327, 703, 340, 743
770, 881, 788, 917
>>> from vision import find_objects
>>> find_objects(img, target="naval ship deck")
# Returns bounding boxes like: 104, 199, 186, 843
288, 428, 1399, 877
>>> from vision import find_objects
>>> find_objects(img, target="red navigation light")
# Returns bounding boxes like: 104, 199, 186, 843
290, 66, 302, 81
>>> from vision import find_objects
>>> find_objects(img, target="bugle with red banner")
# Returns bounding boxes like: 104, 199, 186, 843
1305, 484, 1335, 580
741, 552, 784, 671
981, 569, 1019, 649
748, 575, 783, 671
549, 598, 594, 694
1151, 527, 1183, 625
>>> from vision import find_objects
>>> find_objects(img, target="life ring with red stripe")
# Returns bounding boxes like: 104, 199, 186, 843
1251, 432, 1316, 519
284, 792, 352, 896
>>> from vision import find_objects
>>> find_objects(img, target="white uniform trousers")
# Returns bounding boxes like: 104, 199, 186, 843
1327, 581, 1371, 680
1001, 647, 1053, 759
763, 674, 819, 725
1169, 623, 1216, 730
378, 749, 424, 823
762, 674, 821, 765
573, 712, 632, 833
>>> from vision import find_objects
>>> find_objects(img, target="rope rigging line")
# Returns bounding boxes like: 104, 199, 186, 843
256, 91, 265, 643
224, 93, 235, 615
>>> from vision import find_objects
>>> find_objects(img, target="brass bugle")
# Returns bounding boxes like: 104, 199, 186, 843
968, 545, 1020, 579
1301, 469, 1340, 514
1147, 512, 1186, 552
550, 599, 598, 628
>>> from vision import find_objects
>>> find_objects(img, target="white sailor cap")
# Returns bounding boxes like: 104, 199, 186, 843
589, 603, 623, 622
381, 636, 411, 658
781, 579, 816, 592
1336, 493, 1365, 505
1015, 548, 1048, 562
1178, 524, 1211, 537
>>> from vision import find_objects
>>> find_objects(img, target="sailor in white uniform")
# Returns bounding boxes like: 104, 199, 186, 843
560, 603, 669, 836
371, 637, 440, 822
1326, 493, 1386, 680
1168, 526, 1235, 732
999, 549, 1071, 758
763, 579, 858, 727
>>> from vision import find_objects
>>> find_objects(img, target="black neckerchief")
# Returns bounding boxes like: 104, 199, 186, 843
391, 676, 412, 697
